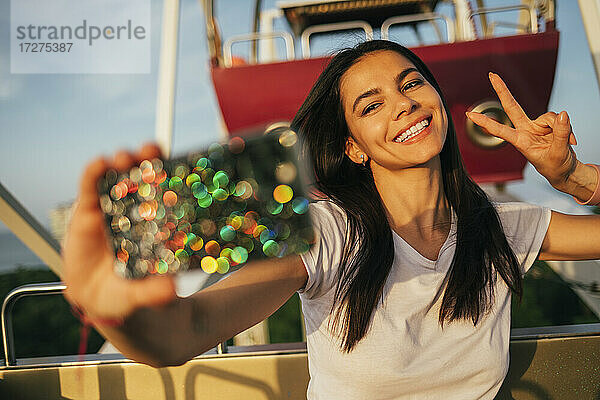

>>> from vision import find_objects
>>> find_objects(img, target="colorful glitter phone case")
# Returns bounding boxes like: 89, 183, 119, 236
97, 130, 314, 279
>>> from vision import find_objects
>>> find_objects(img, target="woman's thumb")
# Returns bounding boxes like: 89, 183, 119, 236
556, 111, 575, 145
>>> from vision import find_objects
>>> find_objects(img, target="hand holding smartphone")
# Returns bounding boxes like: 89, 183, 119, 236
97, 130, 314, 279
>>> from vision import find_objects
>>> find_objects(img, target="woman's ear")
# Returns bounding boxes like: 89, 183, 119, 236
345, 137, 367, 165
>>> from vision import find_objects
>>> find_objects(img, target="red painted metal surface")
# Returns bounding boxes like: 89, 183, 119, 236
210, 31, 559, 183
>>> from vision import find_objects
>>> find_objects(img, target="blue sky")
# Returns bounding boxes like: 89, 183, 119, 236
0, 0, 599, 235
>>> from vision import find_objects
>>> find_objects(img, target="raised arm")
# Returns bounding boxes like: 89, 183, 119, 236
94, 254, 307, 367
63, 145, 308, 367
466, 73, 600, 261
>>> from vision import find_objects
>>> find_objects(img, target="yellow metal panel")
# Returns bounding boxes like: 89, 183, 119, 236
1, 336, 599, 399
498, 336, 600, 399
0, 353, 310, 400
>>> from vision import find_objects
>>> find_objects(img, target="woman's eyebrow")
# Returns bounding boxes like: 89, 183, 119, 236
352, 87, 380, 113
395, 67, 419, 86
351, 67, 420, 113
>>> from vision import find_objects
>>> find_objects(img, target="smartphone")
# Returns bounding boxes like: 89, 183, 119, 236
97, 130, 314, 279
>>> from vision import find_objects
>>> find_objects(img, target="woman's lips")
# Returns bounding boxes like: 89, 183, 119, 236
393, 117, 432, 144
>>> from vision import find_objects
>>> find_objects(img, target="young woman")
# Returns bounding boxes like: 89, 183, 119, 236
63, 40, 600, 399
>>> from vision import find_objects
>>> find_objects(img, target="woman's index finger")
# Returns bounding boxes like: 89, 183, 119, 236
466, 111, 518, 144
488, 72, 530, 127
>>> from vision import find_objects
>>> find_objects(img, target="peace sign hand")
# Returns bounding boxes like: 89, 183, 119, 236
466, 73, 578, 189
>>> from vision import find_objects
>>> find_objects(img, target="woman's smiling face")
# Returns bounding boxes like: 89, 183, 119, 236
341, 50, 448, 171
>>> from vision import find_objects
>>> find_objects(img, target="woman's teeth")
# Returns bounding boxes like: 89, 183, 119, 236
393, 119, 430, 143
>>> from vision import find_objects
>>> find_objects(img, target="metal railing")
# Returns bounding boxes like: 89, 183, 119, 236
463, 4, 538, 39
1, 282, 66, 366
301, 21, 373, 59
1, 282, 229, 367
381, 13, 455, 43
223, 31, 295, 67
219, 4, 547, 66
2, 282, 600, 368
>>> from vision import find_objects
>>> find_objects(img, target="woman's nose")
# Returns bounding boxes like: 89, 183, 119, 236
391, 93, 418, 120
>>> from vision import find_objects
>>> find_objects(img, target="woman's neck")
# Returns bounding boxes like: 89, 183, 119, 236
371, 157, 451, 240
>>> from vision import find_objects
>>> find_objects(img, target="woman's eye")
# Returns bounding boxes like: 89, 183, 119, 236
362, 102, 381, 115
403, 79, 424, 91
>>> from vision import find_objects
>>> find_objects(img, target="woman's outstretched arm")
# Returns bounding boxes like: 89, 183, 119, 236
63, 145, 308, 367
466, 73, 600, 261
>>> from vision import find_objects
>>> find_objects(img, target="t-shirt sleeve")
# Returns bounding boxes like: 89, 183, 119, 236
297, 201, 347, 299
495, 202, 552, 275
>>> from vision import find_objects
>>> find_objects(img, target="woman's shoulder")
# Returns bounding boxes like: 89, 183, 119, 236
490, 201, 551, 239
491, 201, 550, 223
298, 199, 348, 299
309, 198, 347, 219
490, 202, 552, 274
307, 199, 348, 238
491, 201, 545, 212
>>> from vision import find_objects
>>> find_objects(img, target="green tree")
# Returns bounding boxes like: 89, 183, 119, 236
512, 261, 599, 327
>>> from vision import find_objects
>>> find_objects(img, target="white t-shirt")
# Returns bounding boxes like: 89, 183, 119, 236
298, 200, 551, 400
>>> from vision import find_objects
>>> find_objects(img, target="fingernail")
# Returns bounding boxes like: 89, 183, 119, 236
569, 132, 578, 145
488, 72, 496, 79
559, 111, 568, 123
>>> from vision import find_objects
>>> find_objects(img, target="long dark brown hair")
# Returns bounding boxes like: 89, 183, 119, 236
291, 40, 521, 352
